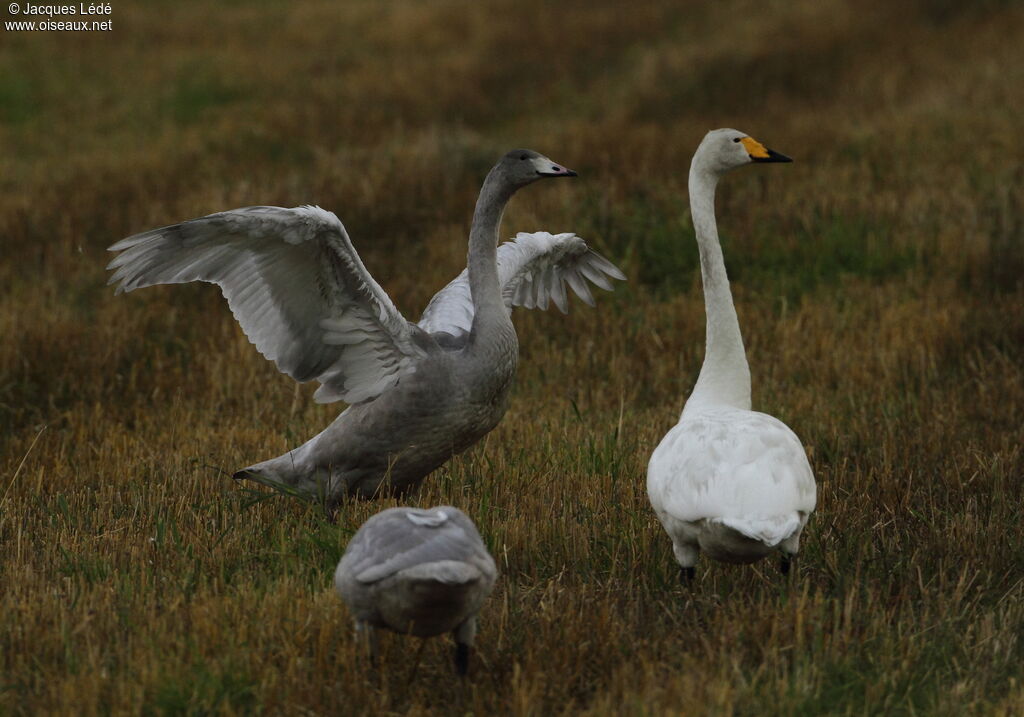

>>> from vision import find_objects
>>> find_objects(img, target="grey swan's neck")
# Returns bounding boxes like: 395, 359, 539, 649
467, 166, 515, 340
685, 160, 751, 413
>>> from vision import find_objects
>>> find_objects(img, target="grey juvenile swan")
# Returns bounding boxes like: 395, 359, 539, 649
108, 150, 624, 509
646, 130, 816, 583
334, 506, 497, 675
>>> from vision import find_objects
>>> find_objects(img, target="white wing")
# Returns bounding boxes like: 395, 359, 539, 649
647, 408, 817, 546
107, 205, 432, 404
417, 231, 625, 337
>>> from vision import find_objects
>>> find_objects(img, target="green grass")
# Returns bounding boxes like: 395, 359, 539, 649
166, 66, 247, 125
2, 0, 1023, 714
0, 72, 37, 125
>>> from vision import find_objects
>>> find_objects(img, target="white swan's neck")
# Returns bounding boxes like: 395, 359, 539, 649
685, 161, 751, 414
467, 168, 514, 336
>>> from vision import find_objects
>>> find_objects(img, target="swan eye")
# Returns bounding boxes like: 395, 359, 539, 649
519, 154, 528, 160
733, 137, 741, 143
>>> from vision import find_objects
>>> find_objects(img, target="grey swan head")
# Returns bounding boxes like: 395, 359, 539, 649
494, 148, 579, 186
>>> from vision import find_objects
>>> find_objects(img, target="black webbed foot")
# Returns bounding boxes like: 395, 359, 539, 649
780, 554, 792, 576
454, 642, 470, 676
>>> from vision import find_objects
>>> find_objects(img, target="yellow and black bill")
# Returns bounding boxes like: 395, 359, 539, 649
740, 136, 793, 163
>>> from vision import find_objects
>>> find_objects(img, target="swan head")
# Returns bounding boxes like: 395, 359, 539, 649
694, 128, 792, 176
495, 149, 577, 189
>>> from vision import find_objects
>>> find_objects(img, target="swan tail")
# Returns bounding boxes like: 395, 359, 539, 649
715, 514, 802, 547
233, 454, 328, 502
393, 560, 483, 586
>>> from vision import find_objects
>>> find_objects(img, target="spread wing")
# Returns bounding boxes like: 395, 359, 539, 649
339, 507, 495, 585
107, 205, 432, 404
417, 231, 625, 337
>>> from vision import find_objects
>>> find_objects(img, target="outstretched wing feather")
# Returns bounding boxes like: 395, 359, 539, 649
108, 205, 430, 404
417, 231, 624, 336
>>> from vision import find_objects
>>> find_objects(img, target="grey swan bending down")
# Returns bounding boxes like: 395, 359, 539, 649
334, 506, 497, 675
646, 130, 816, 583
108, 150, 624, 509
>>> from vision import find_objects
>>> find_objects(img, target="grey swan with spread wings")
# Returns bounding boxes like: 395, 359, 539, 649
108, 150, 624, 510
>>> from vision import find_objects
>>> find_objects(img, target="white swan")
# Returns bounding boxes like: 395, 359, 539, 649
108, 150, 624, 510
647, 129, 816, 582
334, 506, 497, 675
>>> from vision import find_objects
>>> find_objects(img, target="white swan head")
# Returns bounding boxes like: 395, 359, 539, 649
496, 148, 578, 189
694, 128, 792, 176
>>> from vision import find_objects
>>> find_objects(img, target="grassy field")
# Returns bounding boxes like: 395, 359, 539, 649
2, 0, 1023, 713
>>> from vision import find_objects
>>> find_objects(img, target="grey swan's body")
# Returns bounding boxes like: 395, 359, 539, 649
334, 506, 497, 674
646, 130, 816, 583
108, 150, 624, 509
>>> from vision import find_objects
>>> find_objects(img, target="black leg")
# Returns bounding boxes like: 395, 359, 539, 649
780, 554, 792, 576
454, 642, 470, 676
679, 566, 696, 586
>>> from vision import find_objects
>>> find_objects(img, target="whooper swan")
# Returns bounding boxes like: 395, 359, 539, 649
108, 150, 624, 511
647, 130, 817, 583
334, 506, 497, 675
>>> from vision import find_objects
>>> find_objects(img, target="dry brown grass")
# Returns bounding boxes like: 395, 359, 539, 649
2, 0, 1023, 714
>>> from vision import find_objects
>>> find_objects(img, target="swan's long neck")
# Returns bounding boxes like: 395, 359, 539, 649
467, 168, 514, 337
686, 160, 751, 413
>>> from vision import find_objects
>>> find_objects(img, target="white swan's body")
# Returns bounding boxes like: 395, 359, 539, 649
647, 130, 816, 578
108, 151, 624, 509
334, 505, 497, 674
649, 407, 815, 566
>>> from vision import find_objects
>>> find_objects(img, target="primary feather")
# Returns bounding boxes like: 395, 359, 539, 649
108, 205, 426, 405
418, 231, 624, 338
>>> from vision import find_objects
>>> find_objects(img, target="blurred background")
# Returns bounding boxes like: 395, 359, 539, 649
1, 0, 1022, 713
3, 0, 1022, 303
